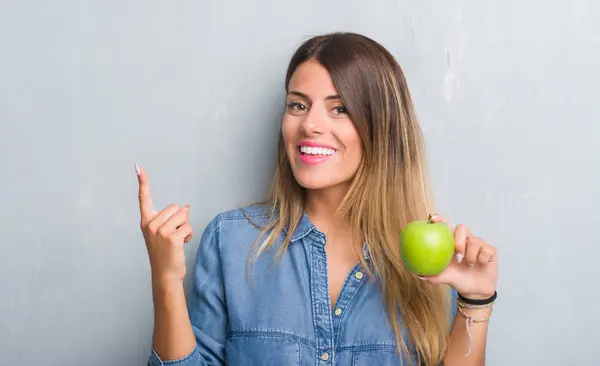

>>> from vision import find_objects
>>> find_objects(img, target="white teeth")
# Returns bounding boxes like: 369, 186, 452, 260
300, 146, 335, 156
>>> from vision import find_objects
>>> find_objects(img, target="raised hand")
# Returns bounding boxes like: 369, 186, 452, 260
419, 214, 498, 300
136, 164, 194, 285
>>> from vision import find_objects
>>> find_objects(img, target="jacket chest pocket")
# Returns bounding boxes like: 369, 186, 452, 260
226, 335, 300, 366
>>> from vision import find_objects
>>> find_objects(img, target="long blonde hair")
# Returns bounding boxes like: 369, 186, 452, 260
249, 32, 452, 366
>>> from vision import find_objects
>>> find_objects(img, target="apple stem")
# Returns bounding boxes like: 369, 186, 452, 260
427, 214, 433, 224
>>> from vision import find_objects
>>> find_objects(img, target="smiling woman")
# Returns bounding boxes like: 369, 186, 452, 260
139, 32, 499, 366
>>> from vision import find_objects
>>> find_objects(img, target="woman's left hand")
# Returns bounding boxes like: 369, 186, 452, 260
419, 214, 498, 299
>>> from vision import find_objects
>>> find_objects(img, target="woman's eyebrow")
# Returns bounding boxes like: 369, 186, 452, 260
288, 90, 310, 101
288, 90, 341, 101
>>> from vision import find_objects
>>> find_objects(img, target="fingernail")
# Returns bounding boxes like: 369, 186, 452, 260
135, 164, 141, 176
417, 276, 426, 280
456, 254, 464, 264
184, 204, 191, 211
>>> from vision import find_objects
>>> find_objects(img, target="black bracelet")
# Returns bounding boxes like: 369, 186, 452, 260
458, 291, 497, 305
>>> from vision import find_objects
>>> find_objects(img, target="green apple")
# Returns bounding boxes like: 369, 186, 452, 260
399, 215, 455, 276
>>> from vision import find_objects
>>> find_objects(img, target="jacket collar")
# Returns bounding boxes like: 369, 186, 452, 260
283, 211, 371, 261
282, 210, 315, 242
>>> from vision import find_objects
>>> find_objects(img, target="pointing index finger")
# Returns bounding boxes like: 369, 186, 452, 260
136, 164, 157, 223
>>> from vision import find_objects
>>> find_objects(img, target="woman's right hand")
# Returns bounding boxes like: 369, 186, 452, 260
136, 164, 194, 286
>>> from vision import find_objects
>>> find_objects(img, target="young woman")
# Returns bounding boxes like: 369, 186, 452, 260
138, 32, 498, 366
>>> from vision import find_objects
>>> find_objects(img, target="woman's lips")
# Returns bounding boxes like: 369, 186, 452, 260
296, 145, 336, 165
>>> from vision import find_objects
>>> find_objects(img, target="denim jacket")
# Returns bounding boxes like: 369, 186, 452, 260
148, 204, 456, 366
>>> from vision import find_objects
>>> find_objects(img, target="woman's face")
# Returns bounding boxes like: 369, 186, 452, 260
282, 60, 363, 191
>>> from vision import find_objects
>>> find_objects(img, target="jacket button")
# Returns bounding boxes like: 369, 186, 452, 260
321, 352, 329, 361
355, 271, 364, 280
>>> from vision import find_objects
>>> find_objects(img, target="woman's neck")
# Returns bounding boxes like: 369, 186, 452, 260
305, 184, 352, 239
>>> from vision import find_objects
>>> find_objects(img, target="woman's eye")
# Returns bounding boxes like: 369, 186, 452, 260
287, 102, 307, 112
332, 106, 347, 115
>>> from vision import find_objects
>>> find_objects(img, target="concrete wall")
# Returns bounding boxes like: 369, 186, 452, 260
1, 1, 598, 364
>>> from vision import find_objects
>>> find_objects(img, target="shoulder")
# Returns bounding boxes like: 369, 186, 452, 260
199, 203, 276, 249
208, 203, 274, 229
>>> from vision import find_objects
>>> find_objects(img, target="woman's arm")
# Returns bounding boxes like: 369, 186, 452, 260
151, 281, 197, 361
147, 216, 228, 366
420, 216, 499, 366
137, 165, 226, 365
148, 216, 228, 366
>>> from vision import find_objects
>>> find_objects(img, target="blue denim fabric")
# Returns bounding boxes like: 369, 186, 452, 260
148, 204, 456, 366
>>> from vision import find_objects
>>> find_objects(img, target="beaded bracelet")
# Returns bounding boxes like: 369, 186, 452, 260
457, 305, 493, 322
457, 299, 495, 310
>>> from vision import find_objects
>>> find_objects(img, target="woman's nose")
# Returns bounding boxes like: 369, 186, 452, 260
300, 108, 326, 136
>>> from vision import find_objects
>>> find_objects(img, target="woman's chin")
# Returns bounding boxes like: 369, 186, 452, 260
293, 174, 346, 191
292, 174, 327, 190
